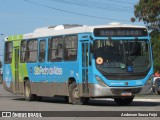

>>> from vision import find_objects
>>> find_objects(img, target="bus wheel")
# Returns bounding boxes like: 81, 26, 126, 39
157, 91, 160, 95
64, 96, 69, 103
69, 82, 89, 105
114, 96, 134, 106
24, 80, 36, 101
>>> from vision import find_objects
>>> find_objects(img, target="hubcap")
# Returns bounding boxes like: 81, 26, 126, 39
72, 87, 80, 100
25, 84, 30, 97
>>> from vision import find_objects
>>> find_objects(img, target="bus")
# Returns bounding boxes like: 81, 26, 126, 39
3, 23, 153, 105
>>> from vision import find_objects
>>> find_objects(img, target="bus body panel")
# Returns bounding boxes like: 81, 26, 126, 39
3, 64, 13, 93
2, 25, 154, 100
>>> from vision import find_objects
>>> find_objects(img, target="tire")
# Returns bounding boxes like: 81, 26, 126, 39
24, 80, 36, 101
114, 96, 134, 106
36, 96, 42, 101
69, 82, 89, 105
154, 78, 160, 94
64, 96, 69, 103
157, 91, 160, 95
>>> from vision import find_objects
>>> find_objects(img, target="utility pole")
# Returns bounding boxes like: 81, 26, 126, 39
0, 33, 3, 82
0, 33, 4, 61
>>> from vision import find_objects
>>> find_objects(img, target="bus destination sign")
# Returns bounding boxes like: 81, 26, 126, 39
94, 28, 148, 37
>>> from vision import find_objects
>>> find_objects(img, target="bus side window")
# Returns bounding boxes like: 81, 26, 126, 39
49, 36, 63, 61
20, 40, 27, 63
39, 40, 46, 62
64, 35, 78, 61
4, 42, 13, 63
26, 39, 38, 62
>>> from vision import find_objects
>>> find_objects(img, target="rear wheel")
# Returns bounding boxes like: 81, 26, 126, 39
24, 80, 36, 101
114, 96, 134, 106
69, 82, 89, 105
64, 96, 69, 103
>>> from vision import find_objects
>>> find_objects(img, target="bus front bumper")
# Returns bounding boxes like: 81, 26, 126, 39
88, 83, 153, 97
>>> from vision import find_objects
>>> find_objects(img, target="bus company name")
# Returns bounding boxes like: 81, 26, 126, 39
34, 66, 63, 75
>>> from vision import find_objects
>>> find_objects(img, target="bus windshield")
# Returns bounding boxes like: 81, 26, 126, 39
94, 39, 151, 75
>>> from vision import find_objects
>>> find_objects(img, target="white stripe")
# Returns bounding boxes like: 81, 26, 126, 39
134, 99, 160, 102
91, 98, 160, 102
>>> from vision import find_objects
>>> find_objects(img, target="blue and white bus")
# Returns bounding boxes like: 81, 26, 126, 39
3, 23, 153, 105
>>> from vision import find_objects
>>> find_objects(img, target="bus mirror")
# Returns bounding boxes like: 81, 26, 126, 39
90, 43, 94, 53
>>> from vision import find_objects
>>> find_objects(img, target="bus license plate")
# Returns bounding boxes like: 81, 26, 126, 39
121, 92, 132, 96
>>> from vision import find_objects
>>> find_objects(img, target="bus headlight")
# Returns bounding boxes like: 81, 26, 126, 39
145, 75, 153, 85
95, 75, 108, 87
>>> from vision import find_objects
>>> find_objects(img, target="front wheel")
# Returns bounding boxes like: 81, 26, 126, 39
114, 96, 134, 106
157, 91, 160, 95
69, 82, 89, 105
24, 80, 36, 101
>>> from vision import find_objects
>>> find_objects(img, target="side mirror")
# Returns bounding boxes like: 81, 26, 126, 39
90, 40, 96, 53
90, 42, 96, 59
90, 43, 94, 53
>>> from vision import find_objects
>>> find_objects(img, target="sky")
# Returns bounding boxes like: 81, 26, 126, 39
0, 0, 143, 60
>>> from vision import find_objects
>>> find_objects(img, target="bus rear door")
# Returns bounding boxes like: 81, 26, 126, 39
14, 47, 21, 93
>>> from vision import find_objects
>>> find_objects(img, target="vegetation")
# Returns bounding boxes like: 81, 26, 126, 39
134, 0, 160, 72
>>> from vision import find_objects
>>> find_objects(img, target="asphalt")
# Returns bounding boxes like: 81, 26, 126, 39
0, 83, 160, 101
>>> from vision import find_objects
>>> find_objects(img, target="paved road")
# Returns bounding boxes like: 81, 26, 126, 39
0, 83, 160, 120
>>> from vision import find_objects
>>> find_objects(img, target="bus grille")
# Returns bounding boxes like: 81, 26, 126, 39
104, 75, 146, 80
111, 88, 142, 95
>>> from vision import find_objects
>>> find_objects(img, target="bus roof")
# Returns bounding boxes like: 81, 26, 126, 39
7, 23, 147, 40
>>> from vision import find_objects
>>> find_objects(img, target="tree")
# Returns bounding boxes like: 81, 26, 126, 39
134, 0, 160, 72
134, 0, 160, 31
150, 31, 160, 71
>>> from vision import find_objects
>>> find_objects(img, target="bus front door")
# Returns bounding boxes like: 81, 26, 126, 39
81, 42, 90, 96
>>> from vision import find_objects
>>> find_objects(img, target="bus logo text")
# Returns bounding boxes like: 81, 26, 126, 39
34, 66, 63, 75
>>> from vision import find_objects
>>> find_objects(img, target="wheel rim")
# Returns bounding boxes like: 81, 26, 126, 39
25, 84, 30, 98
72, 87, 80, 100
